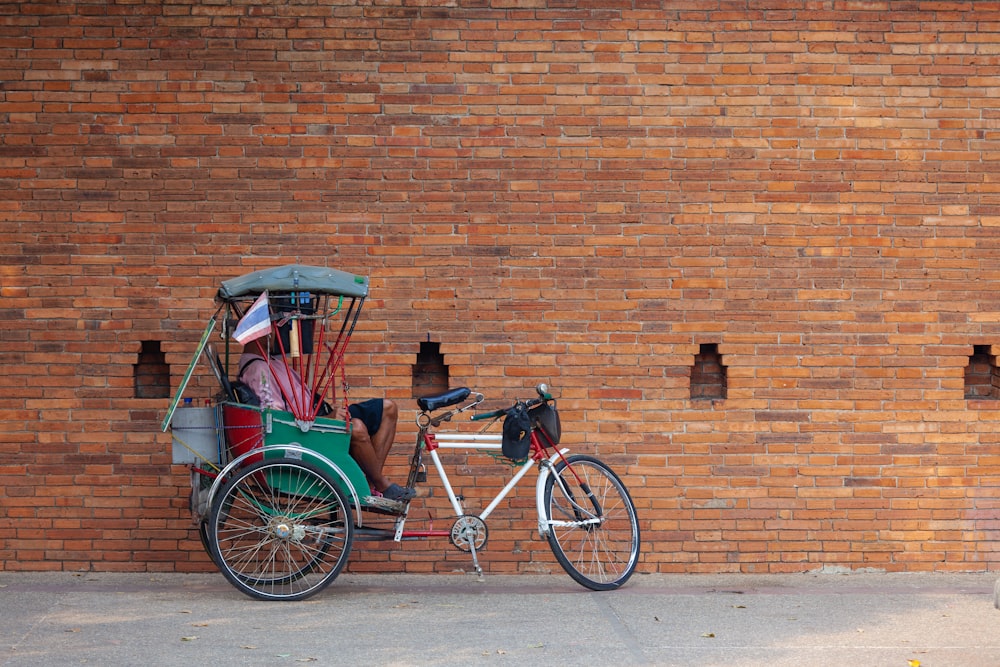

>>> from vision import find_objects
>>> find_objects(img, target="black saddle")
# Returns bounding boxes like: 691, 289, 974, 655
416, 387, 471, 412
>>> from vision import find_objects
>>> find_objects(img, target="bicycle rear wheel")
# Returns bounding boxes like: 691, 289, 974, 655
542, 454, 640, 591
208, 458, 354, 601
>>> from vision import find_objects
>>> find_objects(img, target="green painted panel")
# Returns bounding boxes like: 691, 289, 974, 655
261, 410, 371, 500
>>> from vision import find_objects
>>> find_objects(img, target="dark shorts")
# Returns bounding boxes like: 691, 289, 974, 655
348, 398, 383, 436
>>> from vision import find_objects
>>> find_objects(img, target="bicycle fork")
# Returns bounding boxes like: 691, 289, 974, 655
535, 453, 603, 537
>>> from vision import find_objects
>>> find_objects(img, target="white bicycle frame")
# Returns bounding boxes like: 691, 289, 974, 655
408, 432, 570, 538
397, 429, 571, 577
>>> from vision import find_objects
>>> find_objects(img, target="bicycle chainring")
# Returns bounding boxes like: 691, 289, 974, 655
449, 515, 488, 552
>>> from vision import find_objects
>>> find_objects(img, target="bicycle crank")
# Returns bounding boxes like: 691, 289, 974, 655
449, 515, 488, 553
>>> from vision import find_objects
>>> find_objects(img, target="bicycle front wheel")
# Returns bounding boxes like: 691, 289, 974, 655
208, 458, 354, 601
542, 454, 640, 591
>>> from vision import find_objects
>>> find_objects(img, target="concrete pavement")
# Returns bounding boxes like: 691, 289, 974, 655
2, 571, 999, 666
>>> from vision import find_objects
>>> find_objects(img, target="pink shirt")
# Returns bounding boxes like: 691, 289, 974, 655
238, 353, 311, 413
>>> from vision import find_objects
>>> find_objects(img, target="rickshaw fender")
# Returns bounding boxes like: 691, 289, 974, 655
206, 444, 365, 527
534, 448, 570, 538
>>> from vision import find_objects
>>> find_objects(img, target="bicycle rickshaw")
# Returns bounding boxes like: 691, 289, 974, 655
164, 264, 641, 601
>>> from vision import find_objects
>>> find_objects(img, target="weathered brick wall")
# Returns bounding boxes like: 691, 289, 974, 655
3, 0, 1000, 575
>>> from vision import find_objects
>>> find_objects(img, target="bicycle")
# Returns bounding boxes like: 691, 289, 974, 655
387, 383, 642, 592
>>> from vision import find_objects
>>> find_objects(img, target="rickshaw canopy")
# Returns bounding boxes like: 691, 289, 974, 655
217, 264, 369, 301
163, 263, 368, 432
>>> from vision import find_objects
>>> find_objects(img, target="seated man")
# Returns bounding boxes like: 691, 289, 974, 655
238, 347, 415, 503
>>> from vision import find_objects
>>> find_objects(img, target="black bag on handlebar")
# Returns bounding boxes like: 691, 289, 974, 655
530, 402, 560, 445
502, 402, 532, 460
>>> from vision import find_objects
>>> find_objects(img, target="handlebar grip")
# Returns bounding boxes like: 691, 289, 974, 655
471, 409, 505, 421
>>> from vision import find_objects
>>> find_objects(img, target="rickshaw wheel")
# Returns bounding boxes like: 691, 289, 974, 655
208, 457, 354, 601
197, 520, 217, 565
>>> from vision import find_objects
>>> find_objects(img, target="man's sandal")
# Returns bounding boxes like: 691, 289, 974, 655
380, 483, 416, 502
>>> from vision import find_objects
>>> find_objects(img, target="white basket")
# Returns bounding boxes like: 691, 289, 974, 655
170, 406, 221, 464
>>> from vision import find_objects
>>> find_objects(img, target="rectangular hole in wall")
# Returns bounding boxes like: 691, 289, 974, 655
965, 344, 999, 400
691, 343, 727, 401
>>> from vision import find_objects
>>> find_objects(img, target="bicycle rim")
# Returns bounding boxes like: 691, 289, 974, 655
543, 454, 640, 590
209, 458, 354, 601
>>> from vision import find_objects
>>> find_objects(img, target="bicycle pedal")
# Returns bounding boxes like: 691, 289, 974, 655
364, 495, 407, 513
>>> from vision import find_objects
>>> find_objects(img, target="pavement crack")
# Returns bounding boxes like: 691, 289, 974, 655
593, 595, 652, 666
3, 603, 55, 666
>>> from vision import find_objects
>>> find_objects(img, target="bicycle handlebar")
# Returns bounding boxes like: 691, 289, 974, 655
469, 383, 553, 422
470, 408, 504, 422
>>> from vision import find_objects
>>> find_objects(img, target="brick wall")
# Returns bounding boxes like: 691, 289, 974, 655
3, 0, 1000, 575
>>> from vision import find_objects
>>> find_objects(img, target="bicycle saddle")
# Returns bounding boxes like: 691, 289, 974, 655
417, 387, 471, 412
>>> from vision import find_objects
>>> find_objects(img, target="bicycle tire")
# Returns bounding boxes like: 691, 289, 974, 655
208, 458, 354, 601
542, 454, 640, 591
197, 520, 218, 566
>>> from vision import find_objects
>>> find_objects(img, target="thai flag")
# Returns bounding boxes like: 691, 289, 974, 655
232, 291, 271, 344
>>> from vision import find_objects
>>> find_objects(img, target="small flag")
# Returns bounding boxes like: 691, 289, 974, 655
232, 291, 271, 345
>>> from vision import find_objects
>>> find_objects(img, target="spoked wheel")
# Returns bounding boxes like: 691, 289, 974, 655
192, 470, 216, 564
208, 458, 354, 601
542, 454, 640, 591
197, 520, 218, 566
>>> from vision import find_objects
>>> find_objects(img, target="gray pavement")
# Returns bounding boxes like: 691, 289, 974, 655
1, 570, 999, 666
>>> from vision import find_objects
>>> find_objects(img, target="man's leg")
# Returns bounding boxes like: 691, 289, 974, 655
369, 399, 398, 472
348, 399, 400, 494
348, 423, 391, 492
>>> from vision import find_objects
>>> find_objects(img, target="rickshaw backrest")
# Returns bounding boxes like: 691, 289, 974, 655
271, 293, 316, 355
